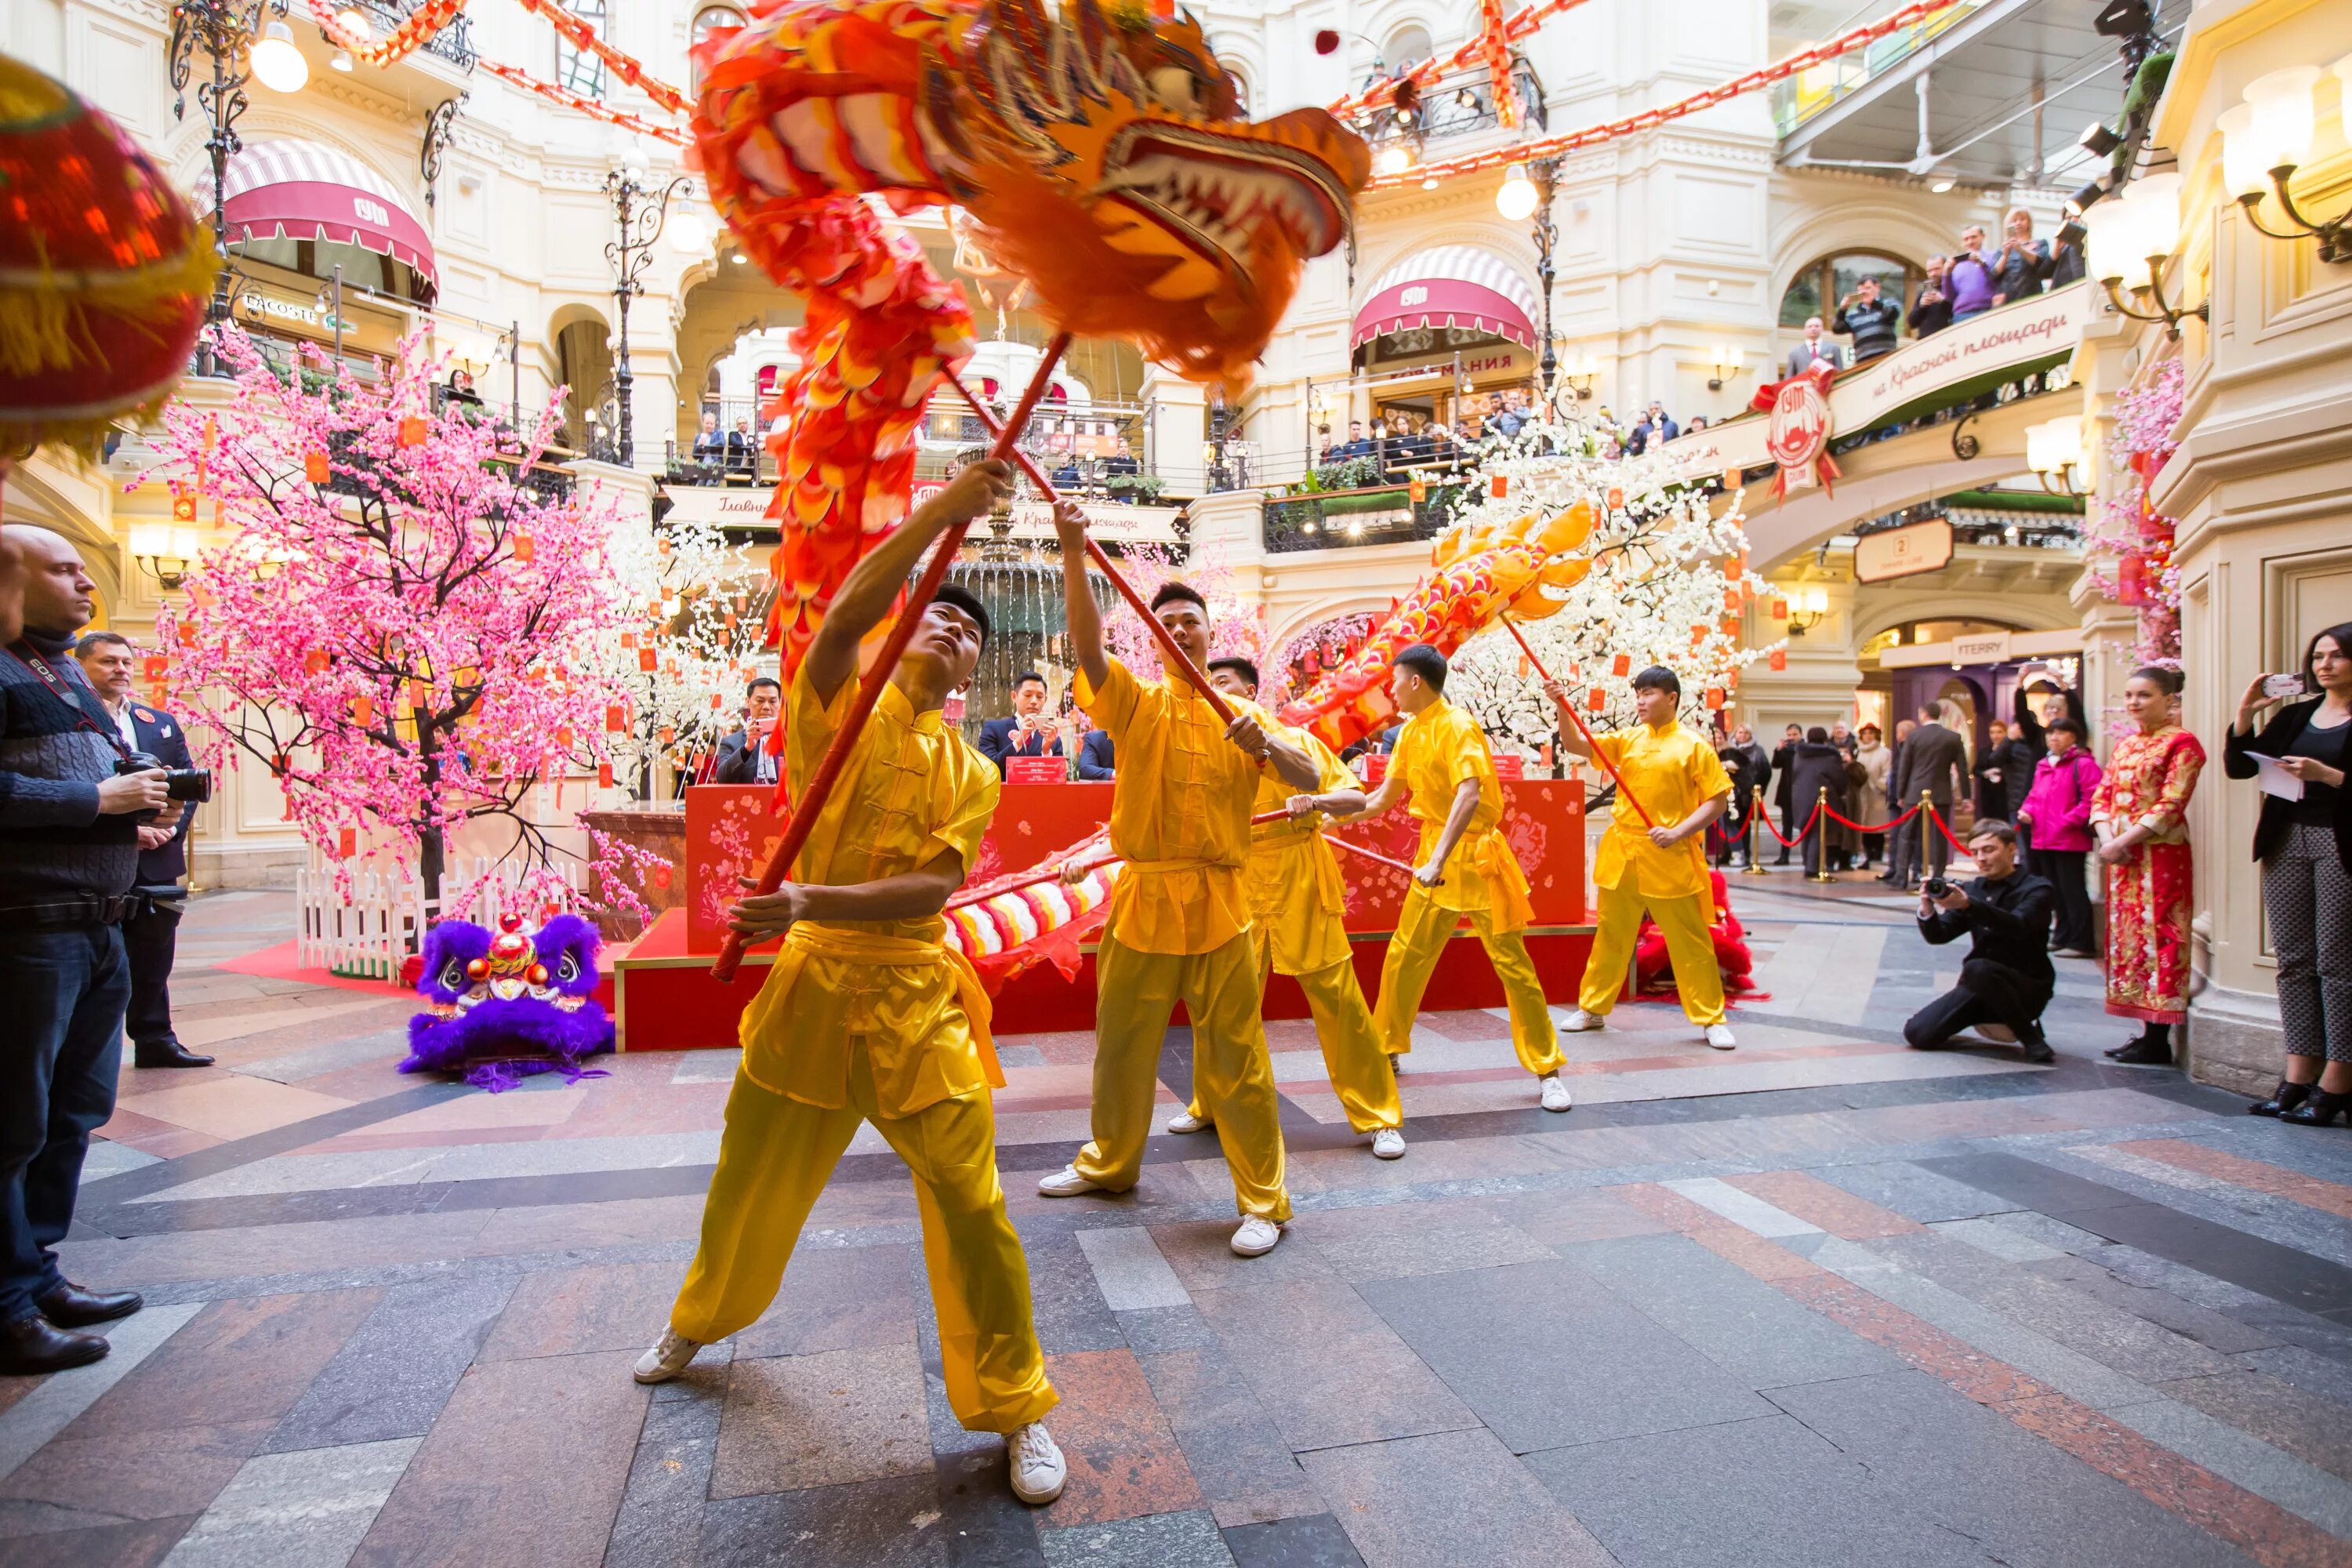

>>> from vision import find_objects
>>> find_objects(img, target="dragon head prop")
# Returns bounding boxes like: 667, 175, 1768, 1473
401, 913, 615, 1091
694, 0, 1368, 390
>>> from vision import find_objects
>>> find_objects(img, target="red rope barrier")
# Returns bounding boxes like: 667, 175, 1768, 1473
1925, 801, 1973, 855
710, 334, 1071, 982
1820, 802, 1926, 833
1754, 797, 1824, 849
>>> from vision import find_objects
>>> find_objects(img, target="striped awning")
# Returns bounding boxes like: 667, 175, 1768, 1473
208, 140, 437, 299
1352, 246, 1538, 351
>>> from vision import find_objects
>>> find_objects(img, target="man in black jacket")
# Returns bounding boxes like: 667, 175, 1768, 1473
1888, 707, 1968, 887
1833, 276, 1903, 363
1905, 822, 2055, 1062
74, 633, 210, 1069
1076, 725, 1115, 780
1769, 724, 1802, 866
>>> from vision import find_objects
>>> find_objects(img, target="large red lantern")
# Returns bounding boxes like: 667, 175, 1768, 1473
0, 55, 216, 463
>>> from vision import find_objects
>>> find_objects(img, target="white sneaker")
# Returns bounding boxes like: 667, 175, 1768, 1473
1370, 1127, 1406, 1160
1230, 1215, 1283, 1256
1540, 1073, 1573, 1112
1704, 1024, 1737, 1051
1036, 1164, 1104, 1198
1007, 1421, 1066, 1505
1167, 1109, 1212, 1134
1560, 1008, 1604, 1033
633, 1327, 701, 1384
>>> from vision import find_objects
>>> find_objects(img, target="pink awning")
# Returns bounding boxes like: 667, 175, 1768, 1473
1351, 245, 1537, 351
214, 140, 437, 300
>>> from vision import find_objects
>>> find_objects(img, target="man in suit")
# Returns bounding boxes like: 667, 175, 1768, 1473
1076, 724, 1115, 780
1784, 318, 1846, 378
1769, 723, 1802, 865
978, 672, 1065, 776
713, 676, 784, 784
1888, 706, 1969, 888
73, 633, 209, 1069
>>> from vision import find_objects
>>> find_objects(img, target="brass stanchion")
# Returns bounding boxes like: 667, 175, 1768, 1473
1740, 783, 1769, 874
1807, 786, 1835, 882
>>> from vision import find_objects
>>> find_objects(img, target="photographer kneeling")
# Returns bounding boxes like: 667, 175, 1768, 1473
1904, 821, 2056, 1064
2, 527, 191, 1375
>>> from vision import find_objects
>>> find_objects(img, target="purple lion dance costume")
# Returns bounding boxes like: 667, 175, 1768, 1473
402, 913, 617, 1091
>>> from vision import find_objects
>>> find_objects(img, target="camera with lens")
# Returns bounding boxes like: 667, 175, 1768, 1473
115, 751, 213, 822
1922, 876, 1953, 899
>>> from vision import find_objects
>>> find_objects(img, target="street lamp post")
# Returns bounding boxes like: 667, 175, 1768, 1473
169, 0, 307, 350
1530, 156, 1559, 402
603, 165, 695, 469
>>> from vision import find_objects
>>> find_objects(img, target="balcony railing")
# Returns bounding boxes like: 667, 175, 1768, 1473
670, 397, 1160, 500
1769, 0, 1979, 139
1263, 481, 1469, 554
358, 0, 477, 69
1355, 59, 1547, 154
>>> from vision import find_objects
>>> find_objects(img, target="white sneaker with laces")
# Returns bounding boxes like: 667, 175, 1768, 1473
1539, 1073, 1573, 1112
1007, 1421, 1067, 1505
1036, 1164, 1104, 1198
1370, 1127, 1406, 1160
633, 1327, 701, 1384
1560, 1008, 1604, 1033
1704, 1024, 1737, 1051
1230, 1215, 1283, 1256
1166, 1109, 1211, 1134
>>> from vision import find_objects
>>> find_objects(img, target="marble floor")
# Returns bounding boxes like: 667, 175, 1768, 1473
10, 873, 2352, 1567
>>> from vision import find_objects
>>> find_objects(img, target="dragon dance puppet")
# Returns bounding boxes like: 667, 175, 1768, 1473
689, 0, 1369, 676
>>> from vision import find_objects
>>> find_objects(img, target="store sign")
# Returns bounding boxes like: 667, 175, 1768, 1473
1853, 517, 1955, 583
663, 486, 780, 528
1950, 632, 2013, 665
1368, 341, 1530, 379
235, 289, 354, 334
1764, 369, 1838, 499
1663, 281, 2092, 485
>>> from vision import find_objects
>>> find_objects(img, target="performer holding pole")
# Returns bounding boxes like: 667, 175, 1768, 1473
635, 459, 1072, 1508
1163, 658, 1406, 1160
1034, 505, 1322, 1257
1359, 644, 1573, 1112
1549, 665, 1740, 1050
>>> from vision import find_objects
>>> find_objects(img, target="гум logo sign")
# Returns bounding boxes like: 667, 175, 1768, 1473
353, 195, 390, 227
1399, 285, 1428, 307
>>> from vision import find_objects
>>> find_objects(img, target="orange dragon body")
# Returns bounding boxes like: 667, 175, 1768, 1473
690, 0, 1368, 674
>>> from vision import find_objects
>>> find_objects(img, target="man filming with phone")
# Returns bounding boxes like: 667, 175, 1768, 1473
1902, 820, 2056, 1064
2, 526, 189, 1374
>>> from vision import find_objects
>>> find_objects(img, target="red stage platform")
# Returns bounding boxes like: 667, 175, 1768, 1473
611, 781, 1595, 1051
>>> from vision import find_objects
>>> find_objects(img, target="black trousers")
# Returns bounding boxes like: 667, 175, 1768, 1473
2031, 849, 2092, 951
122, 896, 183, 1047
1776, 802, 1797, 863
0, 924, 127, 1321
1904, 957, 2052, 1050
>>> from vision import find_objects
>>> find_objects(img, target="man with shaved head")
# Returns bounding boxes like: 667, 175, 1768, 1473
2, 525, 183, 1375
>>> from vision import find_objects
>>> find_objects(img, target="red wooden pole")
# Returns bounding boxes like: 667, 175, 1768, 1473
942, 368, 1240, 727
710, 334, 1073, 981
1501, 617, 1656, 828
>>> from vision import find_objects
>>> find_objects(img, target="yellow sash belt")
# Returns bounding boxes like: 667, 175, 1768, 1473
782, 922, 1004, 1088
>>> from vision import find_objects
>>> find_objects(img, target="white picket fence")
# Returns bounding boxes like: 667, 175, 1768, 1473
296, 851, 584, 981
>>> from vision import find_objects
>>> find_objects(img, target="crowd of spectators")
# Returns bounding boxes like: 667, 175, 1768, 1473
1899, 208, 2085, 353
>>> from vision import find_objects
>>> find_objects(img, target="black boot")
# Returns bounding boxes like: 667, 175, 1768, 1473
2109, 1036, 2176, 1066
134, 1037, 214, 1069
1, 1314, 108, 1375
2019, 1030, 2055, 1065
2251, 1081, 2315, 1118
2281, 1090, 2352, 1127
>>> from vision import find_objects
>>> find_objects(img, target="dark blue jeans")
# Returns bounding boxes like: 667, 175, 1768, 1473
0, 924, 128, 1323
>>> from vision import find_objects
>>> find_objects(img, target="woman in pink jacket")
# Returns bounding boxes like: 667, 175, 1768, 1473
2017, 716, 2102, 956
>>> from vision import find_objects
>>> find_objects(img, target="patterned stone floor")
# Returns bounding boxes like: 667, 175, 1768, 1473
12, 873, 2352, 1567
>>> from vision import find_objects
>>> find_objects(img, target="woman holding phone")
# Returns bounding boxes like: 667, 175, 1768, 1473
2090, 668, 2205, 1065
2225, 623, 2352, 1124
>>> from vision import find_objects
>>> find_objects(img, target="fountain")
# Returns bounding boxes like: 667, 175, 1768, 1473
948, 504, 1117, 732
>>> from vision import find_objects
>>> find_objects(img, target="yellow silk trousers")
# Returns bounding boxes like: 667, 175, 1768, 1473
1374, 891, 1563, 1076
1187, 935, 1402, 1134
1578, 886, 1728, 1027
1075, 931, 1292, 1221
670, 1056, 1056, 1435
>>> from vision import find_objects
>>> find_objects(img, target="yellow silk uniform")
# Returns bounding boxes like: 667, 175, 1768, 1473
1070, 659, 1290, 1221
1577, 721, 1733, 1028
1372, 699, 1562, 1076
1185, 728, 1400, 1134
669, 667, 1054, 1435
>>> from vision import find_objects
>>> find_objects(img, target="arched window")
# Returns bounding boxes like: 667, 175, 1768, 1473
557, 0, 609, 100
690, 5, 743, 91
1218, 59, 1251, 114
1385, 24, 1433, 74
1778, 249, 1922, 333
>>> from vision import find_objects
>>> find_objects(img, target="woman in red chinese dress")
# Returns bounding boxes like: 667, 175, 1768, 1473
2092, 666, 2205, 1065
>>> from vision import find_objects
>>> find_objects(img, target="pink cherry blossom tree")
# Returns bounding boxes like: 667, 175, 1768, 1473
146, 325, 633, 906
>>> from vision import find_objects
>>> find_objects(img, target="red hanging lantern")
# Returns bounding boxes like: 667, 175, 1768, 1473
0, 57, 215, 463
1769, 648, 1787, 672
